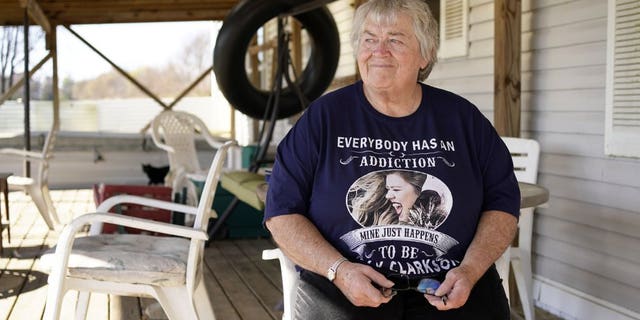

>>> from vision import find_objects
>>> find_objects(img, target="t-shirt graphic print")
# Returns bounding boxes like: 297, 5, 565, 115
342, 170, 459, 277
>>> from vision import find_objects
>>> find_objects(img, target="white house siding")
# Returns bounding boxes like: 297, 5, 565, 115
260, 1, 640, 316
428, 0, 640, 319
328, 0, 357, 80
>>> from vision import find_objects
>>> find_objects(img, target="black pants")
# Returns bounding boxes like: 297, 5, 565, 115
294, 265, 510, 320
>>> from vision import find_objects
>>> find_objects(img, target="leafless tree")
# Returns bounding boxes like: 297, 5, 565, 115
1, 26, 20, 94
173, 32, 212, 80
1, 26, 45, 97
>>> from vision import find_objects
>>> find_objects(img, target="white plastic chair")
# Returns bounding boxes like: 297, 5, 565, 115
0, 124, 60, 230
42, 140, 236, 320
496, 137, 541, 320
150, 110, 229, 206
262, 248, 299, 320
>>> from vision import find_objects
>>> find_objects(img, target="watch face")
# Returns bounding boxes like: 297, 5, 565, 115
327, 270, 336, 281
327, 258, 347, 282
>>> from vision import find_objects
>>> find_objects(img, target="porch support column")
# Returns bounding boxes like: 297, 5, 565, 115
494, 0, 521, 137
23, 8, 31, 177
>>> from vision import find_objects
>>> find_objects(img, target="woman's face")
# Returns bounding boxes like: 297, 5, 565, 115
385, 173, 419, 222
356, 11, 428, 92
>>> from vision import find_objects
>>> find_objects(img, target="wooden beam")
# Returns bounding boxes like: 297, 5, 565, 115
494, 0, 521, 137
248, 38, 277, 55
248, 36, 260, 141
47, 9, 231, 25
19, 0, 51, 33
249, 36, 261, 86
138, 65, 215, 134
283, 0, 335, 16
0, 1, 238, 26
291, 19, 302, 77
63, 25, 170, 110
167, 65, 214, 109
0, 53, 51, 107
51, 26, 60, 130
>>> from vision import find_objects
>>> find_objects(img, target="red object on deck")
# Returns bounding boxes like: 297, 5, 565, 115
93, 184, 173, 235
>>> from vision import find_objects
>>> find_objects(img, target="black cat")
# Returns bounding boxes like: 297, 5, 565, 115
141, 164, 170, 185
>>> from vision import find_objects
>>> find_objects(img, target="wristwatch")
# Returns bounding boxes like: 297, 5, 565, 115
326, 257, 348, 282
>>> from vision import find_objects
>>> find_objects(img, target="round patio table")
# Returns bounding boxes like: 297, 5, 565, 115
519, 182, 549, 209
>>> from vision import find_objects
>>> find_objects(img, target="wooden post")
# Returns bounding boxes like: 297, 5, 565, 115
494, 0, 521, 137
23, 8, 31, 178
249, 36, 261, 141
291, 19, 302, 77
51, 26, 60, 136
20, 0, 51, 33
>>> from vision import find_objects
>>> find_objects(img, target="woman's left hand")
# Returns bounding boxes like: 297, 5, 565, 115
424, 264, 477, 310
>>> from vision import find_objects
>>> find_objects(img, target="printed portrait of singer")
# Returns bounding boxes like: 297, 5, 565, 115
348, 170, 452, 229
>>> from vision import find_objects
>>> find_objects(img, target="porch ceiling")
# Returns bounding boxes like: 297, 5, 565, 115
0, 0, 240, 26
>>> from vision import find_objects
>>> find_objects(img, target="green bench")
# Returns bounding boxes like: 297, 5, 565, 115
220, 171, 266, 211
192, 171, 269, 239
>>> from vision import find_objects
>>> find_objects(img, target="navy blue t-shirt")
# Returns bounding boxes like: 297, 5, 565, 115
265, 81, 520, 278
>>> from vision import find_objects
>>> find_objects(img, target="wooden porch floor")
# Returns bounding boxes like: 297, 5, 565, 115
0, 189, 283, 320
0, 189, 563, 320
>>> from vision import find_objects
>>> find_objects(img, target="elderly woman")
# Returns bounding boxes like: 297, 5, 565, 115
264, 0, 520, 319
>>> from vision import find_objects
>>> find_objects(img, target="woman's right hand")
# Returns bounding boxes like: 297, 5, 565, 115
333, 261, 395, 307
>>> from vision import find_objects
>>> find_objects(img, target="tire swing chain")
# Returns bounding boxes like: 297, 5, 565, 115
251, 17, 308, 173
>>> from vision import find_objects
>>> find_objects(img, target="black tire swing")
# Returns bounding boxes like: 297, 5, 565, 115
213, 0, 341, 120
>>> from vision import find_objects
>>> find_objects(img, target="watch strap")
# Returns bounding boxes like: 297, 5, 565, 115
327, 257, 348, 281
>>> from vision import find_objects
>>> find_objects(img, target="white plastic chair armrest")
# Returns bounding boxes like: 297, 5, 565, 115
188, 114, 225, 149
149, 124, 176, 154
185, 172, 207, 182
152, 139, 176, 154
202, 132, 227, 150
92, 194, 200, 235
262, 248, 280, 260
262, 248, 298, 279
75, 212, 208, 240
0, 148, 47, 160
95, 194, 198, 215
263, 248, 299, 320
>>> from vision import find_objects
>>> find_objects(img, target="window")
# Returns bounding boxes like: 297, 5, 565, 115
605, 0, 640, 157
438, 0, 468, 58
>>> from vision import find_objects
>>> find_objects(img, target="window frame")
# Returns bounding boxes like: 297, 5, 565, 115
605, 0, 640, 158
438, 0, 469, 58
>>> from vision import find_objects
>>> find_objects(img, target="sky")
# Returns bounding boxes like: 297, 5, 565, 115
54, 21, 220, 80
